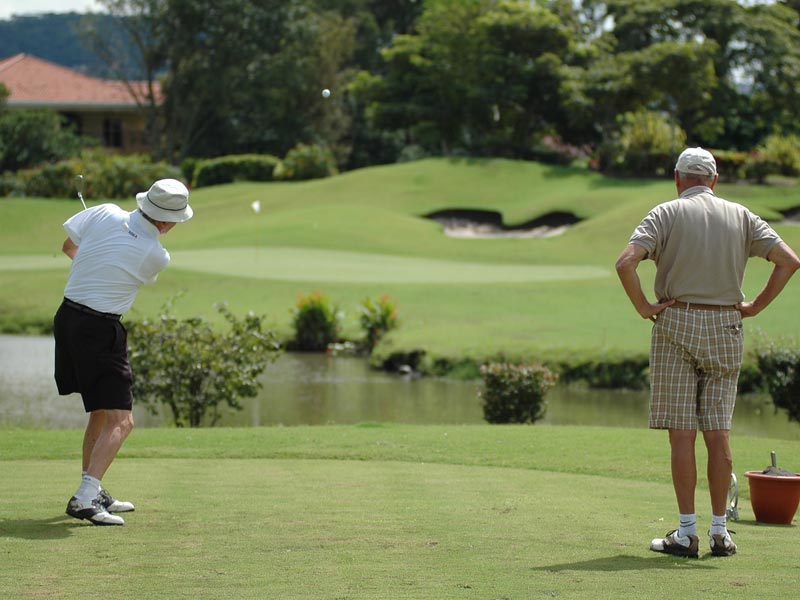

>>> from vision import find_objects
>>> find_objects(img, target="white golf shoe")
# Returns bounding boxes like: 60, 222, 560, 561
97, 489, 135, 513
66, 496, 125, 526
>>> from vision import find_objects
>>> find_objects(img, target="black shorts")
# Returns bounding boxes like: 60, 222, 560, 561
53, 299, 133, 412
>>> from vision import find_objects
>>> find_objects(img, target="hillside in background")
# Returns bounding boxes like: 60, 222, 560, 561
0, 12, 135, 78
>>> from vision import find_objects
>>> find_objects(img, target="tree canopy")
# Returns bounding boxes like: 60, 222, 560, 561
2, 0, 799, 174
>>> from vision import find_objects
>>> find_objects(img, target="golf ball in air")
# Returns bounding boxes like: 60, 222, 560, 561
322, 88, 331, 98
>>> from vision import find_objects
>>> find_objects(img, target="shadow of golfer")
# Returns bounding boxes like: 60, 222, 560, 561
0, 514, 84, 539
531, 554, 718, 572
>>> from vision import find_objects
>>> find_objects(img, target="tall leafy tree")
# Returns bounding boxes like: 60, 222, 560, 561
230, 7, 358, 161
597, 0, 800, 147
84, 0, 358, 162
354, 0, 577, 157
80, 0, 168, 159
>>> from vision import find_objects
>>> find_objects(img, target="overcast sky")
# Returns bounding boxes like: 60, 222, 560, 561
0, 1, 103, 20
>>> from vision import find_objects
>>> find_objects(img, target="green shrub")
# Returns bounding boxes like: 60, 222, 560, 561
427, 356, 482, 380
480, 362, 557, 424
370, 348, 427, 374
358, 295, 399, 353
127, 301, 281, 427
709, 148, 749, 181
756, 134, 800, 177
291, 291, 342, 351
597, 110, 686, 177
738, 360, 765, 394
0, 109, 93, 172
744, 153, 777, 184
557, 357, 650, 390
16, 161, 76, 198
397, 144, 430, 163
755, 340, 800, 424
274, 143, 338, 181
193, 154, 280, 187
180, 157, 201, 185
2, 149, 182, 199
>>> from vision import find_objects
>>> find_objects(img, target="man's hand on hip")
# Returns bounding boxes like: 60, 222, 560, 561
736, 301, 759, 318
641, 299, 676, 322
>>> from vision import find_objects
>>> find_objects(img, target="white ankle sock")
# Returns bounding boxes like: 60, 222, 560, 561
710, 514, 727, 535
678, 513, 697, 538
75, 474, 101, 505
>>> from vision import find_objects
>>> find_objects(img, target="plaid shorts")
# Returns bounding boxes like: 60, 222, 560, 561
649, 306, 743, 431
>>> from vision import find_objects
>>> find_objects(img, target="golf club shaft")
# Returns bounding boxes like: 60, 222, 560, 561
76, 175, 87, 210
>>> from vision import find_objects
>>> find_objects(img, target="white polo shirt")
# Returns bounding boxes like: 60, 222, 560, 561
63, 204, 170, 314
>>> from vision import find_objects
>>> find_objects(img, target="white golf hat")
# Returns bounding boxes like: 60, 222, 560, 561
675, 147, 717, 177
136, 179, 193, 223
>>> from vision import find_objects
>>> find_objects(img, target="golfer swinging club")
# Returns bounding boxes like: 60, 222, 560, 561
55, 179, 193, 525
616, 147, 800, 557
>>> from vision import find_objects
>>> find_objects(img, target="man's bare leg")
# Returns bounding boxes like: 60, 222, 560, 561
703, 429, 733, 516
85, 409, 134, 481
669, 429, 698, 514
68, 410, 133, 525
82, 410, 106, 472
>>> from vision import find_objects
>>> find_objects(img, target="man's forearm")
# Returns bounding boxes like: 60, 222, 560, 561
617, 265, 650, 316
739, 242, 800, 317
62, 237, 78, 260
746, 265, 797, 314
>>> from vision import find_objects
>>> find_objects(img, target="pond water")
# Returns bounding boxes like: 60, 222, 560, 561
1, 335, 798, 440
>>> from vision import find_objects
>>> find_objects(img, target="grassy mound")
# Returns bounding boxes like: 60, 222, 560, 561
2, 158, 799, 365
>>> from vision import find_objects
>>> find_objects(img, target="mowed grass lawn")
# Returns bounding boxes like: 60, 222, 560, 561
2, 425, 799, 599
2, 158, 800, 361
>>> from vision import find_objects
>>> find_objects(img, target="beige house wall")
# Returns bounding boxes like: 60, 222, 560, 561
64, 110, 150, 153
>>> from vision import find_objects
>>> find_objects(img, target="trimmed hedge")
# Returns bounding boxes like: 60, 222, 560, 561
480, 362, 557, 424
192, 154, 280, 187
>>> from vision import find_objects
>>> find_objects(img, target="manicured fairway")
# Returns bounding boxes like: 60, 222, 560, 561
0, 255, 70, 270
0, 248, 609, 283
169, 247, 611, 283
2, 425, 799, 599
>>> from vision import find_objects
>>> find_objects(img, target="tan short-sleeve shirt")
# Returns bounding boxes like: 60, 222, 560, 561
629, 186, 782, 305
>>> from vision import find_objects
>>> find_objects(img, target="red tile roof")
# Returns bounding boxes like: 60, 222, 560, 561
0, 53, 160, 110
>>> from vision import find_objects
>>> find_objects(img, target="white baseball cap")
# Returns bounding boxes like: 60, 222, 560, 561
136, 179, 193, 223
675, 147, 717, 177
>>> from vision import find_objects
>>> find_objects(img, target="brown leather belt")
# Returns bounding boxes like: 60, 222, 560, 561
670, 300, 738, 311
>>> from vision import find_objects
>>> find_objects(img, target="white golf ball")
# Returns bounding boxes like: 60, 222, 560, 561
322, 88, 331, 98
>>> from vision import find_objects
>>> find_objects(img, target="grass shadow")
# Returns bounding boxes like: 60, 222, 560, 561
730, 518, 797, 529
0, 514, 85, 539
531, 553, 718, 572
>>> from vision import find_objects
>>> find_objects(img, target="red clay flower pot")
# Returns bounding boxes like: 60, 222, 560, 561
745, 470, 800, 525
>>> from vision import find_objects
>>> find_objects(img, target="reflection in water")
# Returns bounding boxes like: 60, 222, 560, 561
0, 335, 797, 439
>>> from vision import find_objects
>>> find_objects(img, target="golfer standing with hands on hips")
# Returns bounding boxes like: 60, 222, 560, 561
55, 179, 192, 526
616, 147, 800, 557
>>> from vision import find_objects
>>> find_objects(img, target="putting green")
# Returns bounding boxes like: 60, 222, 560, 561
0, 254, 70, 271
0, 247, 611, 283
170, 246, 610, 283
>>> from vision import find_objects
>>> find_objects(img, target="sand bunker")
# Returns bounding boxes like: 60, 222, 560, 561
425, 209, 580, 239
